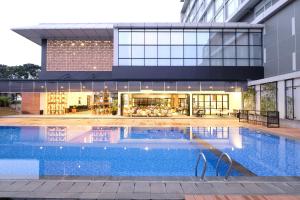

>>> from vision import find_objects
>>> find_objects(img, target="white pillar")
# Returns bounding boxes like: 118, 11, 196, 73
117, 92, 121, 116
189, 93, 192, 116
255, 85, 260, 111
277, 81, 285, 119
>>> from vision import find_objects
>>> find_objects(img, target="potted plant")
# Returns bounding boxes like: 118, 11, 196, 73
71, 105, 77, 113
111, 99, 118, 115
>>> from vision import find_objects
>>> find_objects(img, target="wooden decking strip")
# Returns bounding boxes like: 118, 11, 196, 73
185, 195, 300, 200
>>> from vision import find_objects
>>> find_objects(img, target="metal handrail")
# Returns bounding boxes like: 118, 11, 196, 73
216, 153, 233, 180
195, 152, 207, 180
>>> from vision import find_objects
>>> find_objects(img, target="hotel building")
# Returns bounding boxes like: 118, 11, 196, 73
0, 23, 263, 117
181, 0, 300, 121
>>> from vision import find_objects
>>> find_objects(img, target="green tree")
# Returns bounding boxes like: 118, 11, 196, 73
0, 63, 41, 80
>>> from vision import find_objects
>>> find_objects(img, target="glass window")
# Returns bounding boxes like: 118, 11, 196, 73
119, 46, 131, 58
184, 46, 197, 58
223, 32, 235, 45
250, 59, 262, 66
184, 31, 197, 45
119, 59, 131, 66
184, 59, 197, 66
171, 31, 184, 45
197, 59, 209, 66
197, 46, 210, 58
197, 31, 210, 45
206, 5, 214, 22
215, 0, 224, 11
237, 46, 249, 58
226, 0, 238, 19
224, 46, 235, 58
132, 31, 144, 45
210, 32, 223, 45
236, 32, 248, 45
132, 46, 144, 58
145, 46, 157, 58
171, 46, 183, 58
224, 59, 236, 66
237, 59, 249, 66
145, 59, 158, 66
211, 59, 223, 66
210, 46, 223, 58
158, 30, 170, 45
250, 46, 262, 58
145, 31, 157, 45
158, 46, 170, 58
171, 59, 183, 66
119, 32, 131, 45
158, 59, 170, 66
215, 9, 224, 22
132, 59, 144, 66
249, 32, 261, 45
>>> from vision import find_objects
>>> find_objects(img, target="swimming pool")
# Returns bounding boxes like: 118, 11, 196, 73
0, 126, 299, 179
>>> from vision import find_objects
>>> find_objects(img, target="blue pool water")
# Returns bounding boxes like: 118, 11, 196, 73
0, 126, 299, 178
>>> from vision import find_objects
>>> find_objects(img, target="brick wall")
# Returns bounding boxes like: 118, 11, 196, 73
21, 93, 40, 114
46, 40, 113, 71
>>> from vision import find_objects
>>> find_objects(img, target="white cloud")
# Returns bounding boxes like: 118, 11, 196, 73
0, 0, 183, 66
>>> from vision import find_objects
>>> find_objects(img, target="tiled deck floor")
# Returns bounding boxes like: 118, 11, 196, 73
185, 195, 300, 200
0, 178, 300, 199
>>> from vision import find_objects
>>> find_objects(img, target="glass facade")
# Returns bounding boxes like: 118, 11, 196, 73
118, 28, 262, 67
285, 79, 294, 120
260, 82, 277, 112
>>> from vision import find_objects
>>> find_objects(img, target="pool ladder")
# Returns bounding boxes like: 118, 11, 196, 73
195, 152, 233, 180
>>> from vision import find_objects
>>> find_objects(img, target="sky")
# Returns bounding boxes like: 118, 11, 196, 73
0, 0, 183, 66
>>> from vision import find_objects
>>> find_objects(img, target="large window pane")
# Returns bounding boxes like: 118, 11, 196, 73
132, 31, 144, 44
206, 4, 214, 22
211, 59, 223, 66
119, 46, 131, 58
237, 59, 249, 66
132, 46, 144, 58
158, 46, 170, 58
197, 46, 210, 58
224, 59, 236, 66
210, 32, 223, 45
197, 31, 209, 45
158, 31, 170, 45
119, 59, 131, 66
171, 31, 183, 45
119, 32, 131, 45
250, 46, 262, 58
215, 0, 224, 11
145, 59, 157, 66
237, 46, 249, 58
158, 59, 170, 66
184, 31, 196, 45
215, 9, 224, 22
236, 32, 248, 45
197, 59, 209, 66
210, 46, 223, 58
171, 59, 183, 66
145, 46, 157, 58
250, 59, 262, 66
171, 46, 183, 58
145, 31, 157, 45
224, 46, 235, 58
132, 59, 144, 66
184, 46, 196, 58
249, 32, 261, 45
223, 32, 235, 45
184, 59, 197, 66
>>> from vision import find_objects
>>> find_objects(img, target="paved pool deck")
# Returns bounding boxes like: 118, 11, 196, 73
0, 177, 300, 199
0, 116, 300, 140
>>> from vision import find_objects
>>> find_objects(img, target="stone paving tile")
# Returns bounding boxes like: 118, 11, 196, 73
150, 193, 184, 200
80, 192, 100, 199
134, 182, 151, 193
2, 181, 29, 191
212, 183, 248, 194
84, 182, 105, 193
240, 183, 266, 194
150, 182, 166, 194
102, 182, 120, 193
166, 183, 184, 194
116, 192, 151, 200
195, 183, 216, 194
0, 181, 14, 190
255, 183, 286, 194
97, 192, 117, 199
33, 181, 60, 192
180, 183, 199, 194
118, 182, 135, 193
68, 181, 90, 193
287, 182, 300, 191
272, 182, 300, 194
45, 192, 80, 199
50, 181, 75, 193
17, 181, 44, 192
